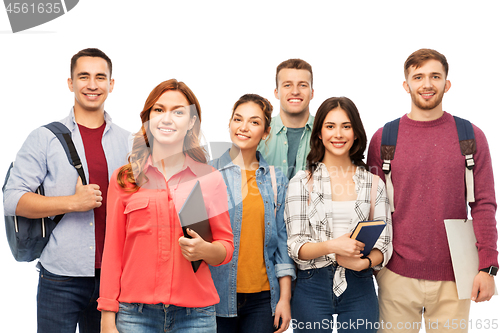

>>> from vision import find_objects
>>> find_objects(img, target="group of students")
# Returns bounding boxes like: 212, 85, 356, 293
3, 47, 498, 333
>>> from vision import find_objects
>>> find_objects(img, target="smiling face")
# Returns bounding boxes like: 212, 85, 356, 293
229, 102, 270, 152
274, 68, 314, 117
148, 90, 196, 154
319, 107, 355, 161
68, 56, 114, 114
403, 59, 451, 119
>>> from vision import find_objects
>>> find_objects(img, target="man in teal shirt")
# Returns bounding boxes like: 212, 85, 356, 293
258, 59, 315, 179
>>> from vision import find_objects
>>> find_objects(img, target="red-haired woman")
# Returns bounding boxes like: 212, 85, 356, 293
97, 79, 234, 333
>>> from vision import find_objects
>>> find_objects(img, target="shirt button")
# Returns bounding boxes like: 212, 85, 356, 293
283, 160, 286, 163
284, 141, 287, 145
90, 223, 93, 226
89, 246, 93, 250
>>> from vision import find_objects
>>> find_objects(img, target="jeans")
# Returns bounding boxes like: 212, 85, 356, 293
116, 303, 216, 333
216, 291, 275, 333
291, 266, 379, 333
37, 265, 100, 333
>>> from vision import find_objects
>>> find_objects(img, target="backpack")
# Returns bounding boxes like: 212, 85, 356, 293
380, 116, 476, 212
3, 122, 87, 262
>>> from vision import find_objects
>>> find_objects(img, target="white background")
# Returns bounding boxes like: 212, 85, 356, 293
1, 1, 499, 332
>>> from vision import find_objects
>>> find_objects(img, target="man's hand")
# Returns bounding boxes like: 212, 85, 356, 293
15, 177, 102, 218
471, 271, 496, 302
71, 177, 102, 212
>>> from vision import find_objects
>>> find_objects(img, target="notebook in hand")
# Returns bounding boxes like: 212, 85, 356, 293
444, 219, 498, 299
178, 180, 213, 272
350, 220, 386, 256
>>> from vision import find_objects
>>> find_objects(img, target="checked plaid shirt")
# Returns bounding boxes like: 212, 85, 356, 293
284, 163, 393, 296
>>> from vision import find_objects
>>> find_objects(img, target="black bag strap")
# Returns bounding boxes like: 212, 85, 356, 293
43, 122, 87, 223
380, 118, 400, 168
453, 116, 476, 203
380, 118, 400, 212
380, 116, 477, 211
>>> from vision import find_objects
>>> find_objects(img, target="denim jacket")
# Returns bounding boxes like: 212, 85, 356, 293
209, 149, 296, 317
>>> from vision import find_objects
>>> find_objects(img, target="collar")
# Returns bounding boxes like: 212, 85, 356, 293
218, 149, 273, 175
144, 153, 202, 177
67, 107, 112, 132
272, 113, 314, 135
315, 162, 367, 181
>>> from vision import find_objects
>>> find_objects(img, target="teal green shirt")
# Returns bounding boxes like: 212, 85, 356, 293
257, 114, 314, 179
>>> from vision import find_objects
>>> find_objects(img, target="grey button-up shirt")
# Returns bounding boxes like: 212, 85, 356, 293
3, 108, 131, 276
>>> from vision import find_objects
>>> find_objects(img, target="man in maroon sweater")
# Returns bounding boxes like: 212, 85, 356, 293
367, 49, 498, 332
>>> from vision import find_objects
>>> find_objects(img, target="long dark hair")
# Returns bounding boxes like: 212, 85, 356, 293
306, 97, 367, 176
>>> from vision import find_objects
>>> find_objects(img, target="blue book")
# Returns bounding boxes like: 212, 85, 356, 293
350, 220, 386, 256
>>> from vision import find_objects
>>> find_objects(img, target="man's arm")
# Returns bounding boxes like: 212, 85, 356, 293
4, 127, 102, 219
15, 177, 102, 218
469, 125, 498, 302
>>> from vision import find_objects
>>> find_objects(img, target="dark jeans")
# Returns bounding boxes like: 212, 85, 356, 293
291, 266, 379, 333
216, 291, 275, 333
37, 265, 100, 333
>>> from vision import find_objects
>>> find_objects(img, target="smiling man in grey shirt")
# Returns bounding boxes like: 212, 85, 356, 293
3, 48, 130, 333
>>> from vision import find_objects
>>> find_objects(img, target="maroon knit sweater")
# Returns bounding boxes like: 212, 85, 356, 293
367, 112, 498, 281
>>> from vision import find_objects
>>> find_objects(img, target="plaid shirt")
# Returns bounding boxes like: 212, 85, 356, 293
285, 163, 392, 296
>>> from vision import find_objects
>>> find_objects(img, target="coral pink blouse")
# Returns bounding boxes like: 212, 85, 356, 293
97, 155, 233, 313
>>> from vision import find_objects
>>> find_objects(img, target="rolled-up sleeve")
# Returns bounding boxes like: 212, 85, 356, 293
274, 173, 296, 280
207, 170, 234, 266
3, 129, 47, 216
372, 178, 393, 270
284, 174, 316, 266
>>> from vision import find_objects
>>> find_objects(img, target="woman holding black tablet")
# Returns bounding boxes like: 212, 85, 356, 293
98, 79, 234, 333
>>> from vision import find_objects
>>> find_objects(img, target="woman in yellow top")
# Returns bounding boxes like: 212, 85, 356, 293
209, 94, 296, 333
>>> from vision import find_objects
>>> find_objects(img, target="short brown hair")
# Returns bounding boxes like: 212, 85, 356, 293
70, 48, 112, 79
276, 58, 313, 88
404, 48, 448, 79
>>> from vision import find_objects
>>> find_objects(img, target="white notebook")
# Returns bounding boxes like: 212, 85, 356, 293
444, 219, 497, 299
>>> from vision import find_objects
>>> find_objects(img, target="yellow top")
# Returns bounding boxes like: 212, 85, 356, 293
236, 169, 270, 293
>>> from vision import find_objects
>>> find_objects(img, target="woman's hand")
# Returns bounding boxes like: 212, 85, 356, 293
274, 298, 291, 333
298, 233, 364, 261
329, 233, 365, 257
178, 228, 227, 266
336, 254, 370, 271
274, 276, 292, 333
337, 249, 383, 271
178, 228, 208, 262
100, 311, 118, 333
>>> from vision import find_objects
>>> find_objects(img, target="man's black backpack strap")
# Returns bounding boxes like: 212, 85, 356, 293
380, 118, 400, 212
3, 122, 86, 262
453, 116, 476, 203
380, 116, 476, 213
43, 122, 87, 222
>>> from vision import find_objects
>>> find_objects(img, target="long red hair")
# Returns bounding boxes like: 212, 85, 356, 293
117, 79, 207, 191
